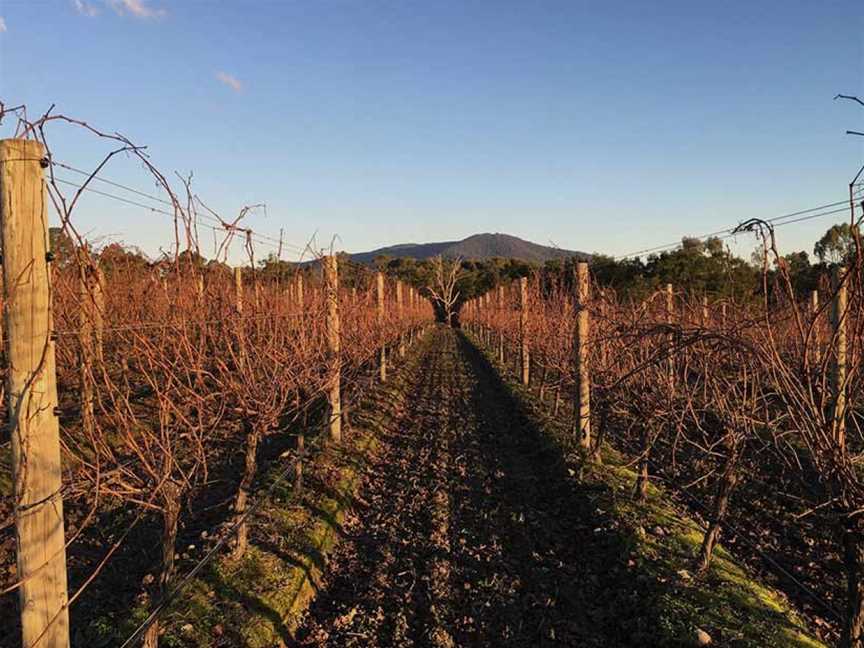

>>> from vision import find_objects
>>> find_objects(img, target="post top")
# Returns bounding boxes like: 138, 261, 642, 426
0, 138, 45, 161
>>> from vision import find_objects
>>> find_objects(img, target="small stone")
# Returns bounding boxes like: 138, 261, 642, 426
695, 628, 712, 645
181, 624, 194, 634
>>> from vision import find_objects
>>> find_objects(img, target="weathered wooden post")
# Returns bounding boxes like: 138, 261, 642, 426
296, 273, 304, 310
234, 266, 243, 314
498, 285, 505, 364
665, 283, 675, 389
520, 277, 530, 386
484, 292, 492, 347
296, 272, 306, 349
377, 272, 387, 382
830, 267, 847, 448
576, 262, 591, 449
808, 289, 821, 366
93, 265, 105, 367
598, 290, 608, 369
324, 255, 342, 442
397, 280, 405, 358
702, 295, 709, 326
1, 138, 70, 648
408, 287, 415, 345
79, 255, 101, 441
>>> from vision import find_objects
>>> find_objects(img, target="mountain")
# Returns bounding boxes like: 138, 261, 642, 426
349, 233, 589, 264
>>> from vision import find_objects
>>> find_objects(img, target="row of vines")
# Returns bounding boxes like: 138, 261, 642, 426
461, 232, 864, 647
0, 108, 434, 647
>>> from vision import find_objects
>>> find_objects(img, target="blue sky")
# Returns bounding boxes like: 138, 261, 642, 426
1, 0, 863, 262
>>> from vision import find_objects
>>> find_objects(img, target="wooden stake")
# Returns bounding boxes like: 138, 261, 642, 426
520, 277, 530, 386
79, 255, 98, 442
377, 272, 386, 382
296, 273, 305, 349
324, 256, 342, 442
665, 283, 674, 390
1, 138, 70, 648
234, 266, 243, 314
396, 280, 405, 358
93, 266, 105, 367
296, 273, 304, 310
576, 262, 591, 449
830, 267, 847, 449
498, 285, 505, 364
598, 291, 608, 368
810, 289, 821, 365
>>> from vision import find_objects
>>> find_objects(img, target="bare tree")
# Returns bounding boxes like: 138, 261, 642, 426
427, 255, 463, 326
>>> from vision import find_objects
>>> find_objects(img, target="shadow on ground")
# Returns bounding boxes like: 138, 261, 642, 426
294, 327, 665, 647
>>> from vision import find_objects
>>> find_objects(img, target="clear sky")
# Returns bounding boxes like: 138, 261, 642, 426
1, 0, 863, 263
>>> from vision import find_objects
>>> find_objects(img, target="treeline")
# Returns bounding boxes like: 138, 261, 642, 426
56, 220, 858, 310
372, 221, 859, 309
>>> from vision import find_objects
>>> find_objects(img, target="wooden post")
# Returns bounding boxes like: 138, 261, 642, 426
498, 285, 505, 364
576, 262, 591, 449
520, 277, 530, 386
830, 267, 847, 448
377, 272, 386, 382
234, 266, 243, 314
324, 256, 341, 442
702, 295, 709, 326
296, 273, 305, 349
79, 257, 100, 442
809, 289, 821, 365
1, 138, 70, 648
408, 287, 415, 344
598, 291, 608, 368
665, 283, 674, 390
93, 266, 105, 367
296, 273, 304, 310
396, 280, 405, 358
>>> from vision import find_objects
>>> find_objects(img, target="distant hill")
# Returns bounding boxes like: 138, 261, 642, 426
349, 233, 589, 264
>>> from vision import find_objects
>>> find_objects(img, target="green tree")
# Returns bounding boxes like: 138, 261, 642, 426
813, 223, 859, 265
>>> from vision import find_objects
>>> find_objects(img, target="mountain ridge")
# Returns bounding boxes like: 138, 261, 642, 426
348, 233, 589, 264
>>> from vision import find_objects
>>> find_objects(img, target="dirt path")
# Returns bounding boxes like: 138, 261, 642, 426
293, 327, 660, 647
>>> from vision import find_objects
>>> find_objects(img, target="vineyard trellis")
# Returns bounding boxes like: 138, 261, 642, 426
2, 98, 864, 648
0, 106, 434, 648
462, 210, 864, 647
